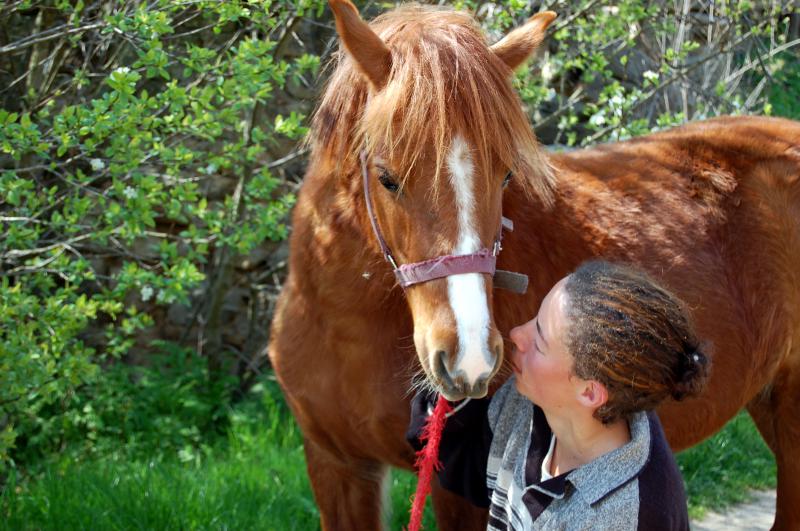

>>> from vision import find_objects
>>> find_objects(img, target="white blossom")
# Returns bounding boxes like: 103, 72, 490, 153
589, 112, 606, 127
89, 158, 105, 171
122, 186, 137, 199
643, 70, 659, 83
541, 61, 555, 83
140, 285, 154, 302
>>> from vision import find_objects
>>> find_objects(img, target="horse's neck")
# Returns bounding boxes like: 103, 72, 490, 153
502, 172, 595, 301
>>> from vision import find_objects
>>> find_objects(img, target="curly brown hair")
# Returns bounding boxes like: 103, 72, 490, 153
563, 261, 710, 424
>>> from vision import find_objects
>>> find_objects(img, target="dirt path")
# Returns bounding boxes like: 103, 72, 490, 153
691, 489, 775, 530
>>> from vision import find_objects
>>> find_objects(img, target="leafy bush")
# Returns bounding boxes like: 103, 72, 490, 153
11, 342, 237, 472
0, 0, 324, 473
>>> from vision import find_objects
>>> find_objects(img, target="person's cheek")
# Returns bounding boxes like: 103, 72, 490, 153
527, 356, 541, 386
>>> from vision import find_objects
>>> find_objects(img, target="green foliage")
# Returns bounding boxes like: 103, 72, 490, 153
10, 343, 236, 472
768, 52, 800, 120
0, 0, 321, 473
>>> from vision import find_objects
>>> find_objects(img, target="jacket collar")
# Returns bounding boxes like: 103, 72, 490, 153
524, 410, 652, 505
565, 411, 652, 505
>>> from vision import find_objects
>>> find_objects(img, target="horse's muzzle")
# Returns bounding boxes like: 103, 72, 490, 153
434, 349, 495, 400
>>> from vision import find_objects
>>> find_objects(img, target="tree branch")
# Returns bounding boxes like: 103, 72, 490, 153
0, 22, 104, 55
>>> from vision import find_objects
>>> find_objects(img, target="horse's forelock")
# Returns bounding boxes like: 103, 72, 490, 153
312, 4, 555, 204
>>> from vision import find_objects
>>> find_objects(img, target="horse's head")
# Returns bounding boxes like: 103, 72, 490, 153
320, 0, 556, 400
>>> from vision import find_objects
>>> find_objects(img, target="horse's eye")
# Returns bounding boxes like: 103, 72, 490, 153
378, 169, 399, 193
503, 171, 512, 188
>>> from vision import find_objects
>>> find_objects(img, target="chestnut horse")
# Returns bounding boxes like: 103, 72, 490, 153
269, 1, 800, 529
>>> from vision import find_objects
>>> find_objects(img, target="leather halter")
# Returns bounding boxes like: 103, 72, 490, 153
360, 150, 528, 293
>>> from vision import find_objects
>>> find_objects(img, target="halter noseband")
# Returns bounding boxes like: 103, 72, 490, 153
360, 150, 528, 293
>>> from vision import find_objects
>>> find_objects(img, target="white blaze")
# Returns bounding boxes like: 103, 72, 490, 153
446, 135, 494, 384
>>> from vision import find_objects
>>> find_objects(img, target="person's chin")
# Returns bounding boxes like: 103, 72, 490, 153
514, 381, 537, 403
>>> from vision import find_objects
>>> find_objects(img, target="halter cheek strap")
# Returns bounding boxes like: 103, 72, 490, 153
361, 150, 399, 269
360, 150, 528, 293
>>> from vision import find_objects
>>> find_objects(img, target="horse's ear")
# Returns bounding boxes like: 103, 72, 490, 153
329, 0, 392, 90
490, 11, 557, 73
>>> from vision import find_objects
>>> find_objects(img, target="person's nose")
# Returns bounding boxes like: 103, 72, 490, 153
509, 321, 532, 354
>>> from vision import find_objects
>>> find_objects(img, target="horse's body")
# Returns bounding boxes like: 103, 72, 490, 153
269, 3, 800, 529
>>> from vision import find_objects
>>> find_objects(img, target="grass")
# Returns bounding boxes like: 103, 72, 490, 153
0, 379, 435, 531
1, 380, 774, 530
0, 462, 430, 531
677, 412, 776, 520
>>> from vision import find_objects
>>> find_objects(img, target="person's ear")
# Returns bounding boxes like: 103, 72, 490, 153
576, 379, 608, 411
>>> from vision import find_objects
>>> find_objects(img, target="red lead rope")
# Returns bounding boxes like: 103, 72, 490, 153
407, 395, 452, 531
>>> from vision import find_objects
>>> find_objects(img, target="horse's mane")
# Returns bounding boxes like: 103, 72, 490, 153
311, 4, 554, 203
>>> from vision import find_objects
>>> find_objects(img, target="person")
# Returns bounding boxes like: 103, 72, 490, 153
407, 260, 710, 530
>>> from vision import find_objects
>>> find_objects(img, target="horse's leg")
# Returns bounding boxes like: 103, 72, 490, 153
746, 391, 778, 455
746, 366, 800, 530
430, 477, 489, 531
304, 438, 388, 531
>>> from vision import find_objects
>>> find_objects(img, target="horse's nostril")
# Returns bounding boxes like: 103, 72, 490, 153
453, 374, 467, 394
471, 375, 490, 397
435, 350, 455, 388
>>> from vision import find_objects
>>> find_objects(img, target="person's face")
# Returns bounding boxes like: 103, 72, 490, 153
510, 278, 580, 411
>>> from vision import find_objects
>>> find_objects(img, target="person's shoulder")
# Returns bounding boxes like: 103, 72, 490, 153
641, 412, 683, 485
634, 411, 690, 531
583, 479, 640, 531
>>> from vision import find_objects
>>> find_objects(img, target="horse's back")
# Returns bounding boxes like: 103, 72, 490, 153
553, 116, 800, 190
550, 115, 800, 253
